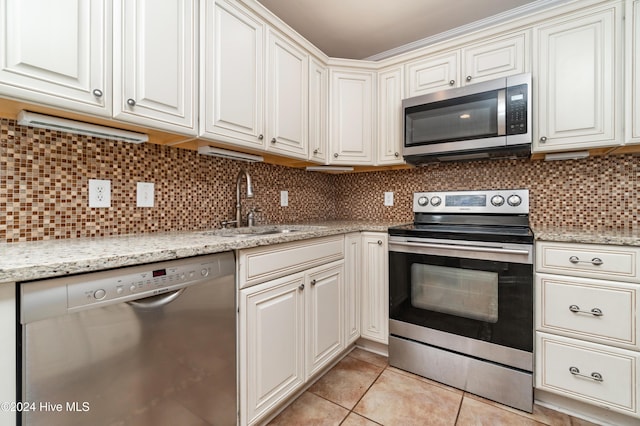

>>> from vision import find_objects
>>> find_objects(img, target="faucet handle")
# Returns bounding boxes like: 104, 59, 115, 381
221, 219, 237, 228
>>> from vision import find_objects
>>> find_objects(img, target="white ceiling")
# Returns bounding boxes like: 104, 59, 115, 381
258, 0, 538, 60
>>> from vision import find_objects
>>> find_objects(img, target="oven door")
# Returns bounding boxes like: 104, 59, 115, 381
388, 236, 533, 371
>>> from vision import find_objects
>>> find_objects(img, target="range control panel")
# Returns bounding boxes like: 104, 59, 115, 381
67, 258, 219, 310
413, 189, 529, 214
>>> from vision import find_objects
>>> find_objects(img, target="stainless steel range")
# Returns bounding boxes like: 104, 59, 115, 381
388, 189, 534, 412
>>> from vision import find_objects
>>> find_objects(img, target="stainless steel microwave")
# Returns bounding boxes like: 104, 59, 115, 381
402, 73, 531, 164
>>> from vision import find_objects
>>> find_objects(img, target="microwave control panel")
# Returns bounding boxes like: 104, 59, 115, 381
506, 84, 528, 135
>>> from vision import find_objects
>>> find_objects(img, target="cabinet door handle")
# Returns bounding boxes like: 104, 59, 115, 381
310, 279, 316, 286
377, 240, 383, 245
334, 153, 338, 158
539, 136, 547, 143
466, 75, 472, 81
394, 152, 399, 157
569, 256, 603, 266
449, 80, 455, 86
569, 367, 603, 382
127, 98, 136, 107
313, 149, 319, 154
569, 305, 603, 317
258, 134, 264, 140
92, 89, 103, 97
271, 138, 277, 144
298, 284, 305, 291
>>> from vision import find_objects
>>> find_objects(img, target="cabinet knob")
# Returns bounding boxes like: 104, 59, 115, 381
466, 75, 472, 82
377, 240, 383, 245
539, 136, 547, 143
298, 284, 305, 291
394, 152, 399, 157
258, 134, 264, 140
334, 153, 338, 158
271, 138, 277, 144
313, 149, 319, 154
310, 279, 316, 286
92, 89, 103, 97
449, 80, 455, 86
127, 98, 136, 107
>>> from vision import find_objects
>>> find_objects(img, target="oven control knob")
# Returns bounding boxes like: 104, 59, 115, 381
507, 194, 522, 207
417, 196, 429, 206
491, 195, 505, 207
430, 196, 442, 207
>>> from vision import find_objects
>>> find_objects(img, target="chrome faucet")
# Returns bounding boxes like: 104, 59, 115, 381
235, 168, 254, 227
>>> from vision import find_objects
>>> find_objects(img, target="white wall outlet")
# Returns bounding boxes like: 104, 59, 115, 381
89, 179, 111, 208
384, 191, 394, 206
137, 182, 155, 207
280, 190, 289, 207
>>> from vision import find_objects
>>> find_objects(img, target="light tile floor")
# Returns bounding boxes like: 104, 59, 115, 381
268, 348, 599, 426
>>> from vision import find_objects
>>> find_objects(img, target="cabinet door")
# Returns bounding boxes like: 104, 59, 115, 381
462, 31, 529, 85
306, 262, 344, 378
376, 66, 404, 165
113, 0, 196, 134
0, 0, 110, 116
344, 233, 361, 345
240, 274, 305, 425
266, 29, 308, 159
0, 284, 16, 426
308, 57, 328, 163
627, 0, 640, 144
533, 4, 623, 152
201, 0, 265, 148
405, 51, 458, 97
329, 68, 374, 165
361, 233, 388, 344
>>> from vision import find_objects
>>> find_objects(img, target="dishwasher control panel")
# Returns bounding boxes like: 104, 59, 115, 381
66, 258, 219, 310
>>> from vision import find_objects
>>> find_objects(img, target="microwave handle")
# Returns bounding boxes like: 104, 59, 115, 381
497, 89, 506, 136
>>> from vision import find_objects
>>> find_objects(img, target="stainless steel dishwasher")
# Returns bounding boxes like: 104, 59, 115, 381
19, 252, 236, 426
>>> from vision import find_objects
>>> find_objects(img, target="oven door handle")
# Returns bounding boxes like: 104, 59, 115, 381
389, 240, 531, 256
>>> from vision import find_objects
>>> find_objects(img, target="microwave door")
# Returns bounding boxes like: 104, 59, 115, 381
404, 90, 506, 150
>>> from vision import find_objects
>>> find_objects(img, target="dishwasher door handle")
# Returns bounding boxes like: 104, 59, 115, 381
127, 288, 185, 310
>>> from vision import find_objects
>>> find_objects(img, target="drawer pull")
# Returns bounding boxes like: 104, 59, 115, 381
568, 305, 604, 317
569, 256, 603, 266
569, 367, 603, 382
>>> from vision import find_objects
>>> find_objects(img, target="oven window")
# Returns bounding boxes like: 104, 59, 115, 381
411, 264, 498, 323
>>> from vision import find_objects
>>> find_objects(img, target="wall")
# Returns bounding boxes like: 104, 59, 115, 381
0, 119, 337, 243
2, 118, 639, 243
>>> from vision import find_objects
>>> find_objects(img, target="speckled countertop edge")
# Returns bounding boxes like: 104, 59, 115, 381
0, 221, 404, 284
532, 226, 640, 246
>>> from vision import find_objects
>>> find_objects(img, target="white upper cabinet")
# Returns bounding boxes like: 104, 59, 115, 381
627, 0, 640, 144
265, 29, 308, 159
200, 0, 265, 149
113, 0, 197, 134
533, 2, 623, 152
308, 57, 328, 164
0, 0, 111, 116
405, 51, 458, 97
329, 67, 375, 165
405, 31, 529, 97
376, 66, 404, 165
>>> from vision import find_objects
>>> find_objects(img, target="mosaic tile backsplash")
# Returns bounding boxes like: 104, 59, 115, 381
1, 118, 638, 242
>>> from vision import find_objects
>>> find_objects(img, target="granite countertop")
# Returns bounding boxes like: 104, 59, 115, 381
0, 221, 403, 284
533, 226, 640, 246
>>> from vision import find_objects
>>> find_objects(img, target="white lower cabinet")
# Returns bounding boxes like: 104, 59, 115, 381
239, 243, 345, 425
360, 232, 388, 344
536, 332, 639, 418
535, 241, 640, 421
0, 284, 16, 426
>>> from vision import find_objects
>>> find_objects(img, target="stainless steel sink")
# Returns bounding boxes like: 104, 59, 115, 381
198, 225, 326, 238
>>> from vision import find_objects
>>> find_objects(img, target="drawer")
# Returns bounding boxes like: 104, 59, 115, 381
536, 273, 639, 350
536, 242, 640, 283
238, 235, 344, 288
536, 332, 639, 417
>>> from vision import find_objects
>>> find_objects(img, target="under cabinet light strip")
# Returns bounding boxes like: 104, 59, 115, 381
544, 151, 590, 161
17, 111, 148, 143
305, 166, 354, 172
197, 146, 264, 162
